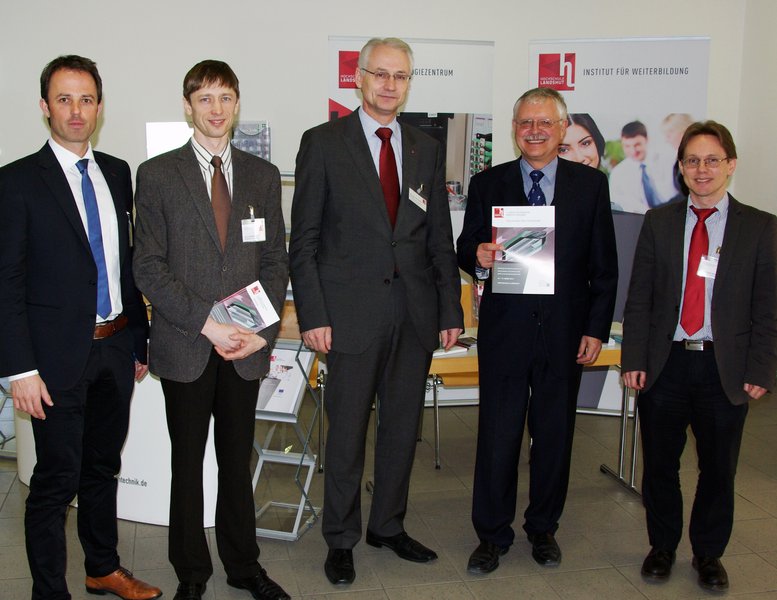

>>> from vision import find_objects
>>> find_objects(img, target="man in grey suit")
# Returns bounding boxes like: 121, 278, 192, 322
622, 121, 777, 592
289, 37, 464, 585
133, 60, 289, 600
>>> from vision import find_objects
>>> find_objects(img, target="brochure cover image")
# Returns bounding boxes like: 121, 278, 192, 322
491, 205, 555, 295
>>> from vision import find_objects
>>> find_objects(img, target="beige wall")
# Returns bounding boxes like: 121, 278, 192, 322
0, 0, 771, 213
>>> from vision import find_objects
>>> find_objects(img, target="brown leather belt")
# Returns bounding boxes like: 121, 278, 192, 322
675, 339, 714, 351
94, 314, 128, 340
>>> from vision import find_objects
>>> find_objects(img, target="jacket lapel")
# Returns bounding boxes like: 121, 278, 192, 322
343, 110, 393, 231
712, 194, 740, 298
94, 153, 129, 264
175, 142, 223, 253
37, 143, 91, 252
501, 159, 526, 206
668, 201, 688, 302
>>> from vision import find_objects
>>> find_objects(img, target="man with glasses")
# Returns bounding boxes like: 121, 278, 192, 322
457, 87, 618, 574
622, 121, 777, 592
290, 37, 463, 585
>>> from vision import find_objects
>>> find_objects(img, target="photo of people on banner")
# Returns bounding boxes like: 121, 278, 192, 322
558, 112, 695, 214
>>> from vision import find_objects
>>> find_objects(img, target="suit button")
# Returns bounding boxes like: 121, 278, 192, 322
384, 279, 391, 285
391, 241, 397, 247
531, 312, 538, 318
222, 265, 228, 272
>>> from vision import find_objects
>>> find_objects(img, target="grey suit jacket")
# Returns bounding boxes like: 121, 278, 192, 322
289, 110, 463, 354
133, 142, 289, 382
622, 195, 777, 404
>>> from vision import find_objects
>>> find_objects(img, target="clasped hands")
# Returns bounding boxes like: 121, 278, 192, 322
202, 317, 267, 361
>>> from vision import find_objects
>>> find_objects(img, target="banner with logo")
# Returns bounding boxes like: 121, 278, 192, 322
530, 38, 710, 412
530, 37, 710, 215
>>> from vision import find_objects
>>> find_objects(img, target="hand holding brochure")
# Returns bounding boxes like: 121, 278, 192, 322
492, 205, 555, 294
210, 280, 279, 332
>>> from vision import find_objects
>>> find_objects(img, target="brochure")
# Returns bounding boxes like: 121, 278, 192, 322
210, 280, 279, 332
491, 205, 555, 294
256, 348, 315, 418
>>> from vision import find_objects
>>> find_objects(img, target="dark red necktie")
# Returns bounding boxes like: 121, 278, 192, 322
210, 155, 231, 250
680, 206, 716, 335
376, 127, 400, 228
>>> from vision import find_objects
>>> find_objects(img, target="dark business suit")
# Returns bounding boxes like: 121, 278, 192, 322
289, 110, 463, 548
0, 143, 148, 598
457, 157, 617, 547
133, 143, 288, 582
622, 196, 777, 556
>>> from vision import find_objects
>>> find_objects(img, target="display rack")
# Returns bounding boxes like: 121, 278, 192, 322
252, 339, 321, 541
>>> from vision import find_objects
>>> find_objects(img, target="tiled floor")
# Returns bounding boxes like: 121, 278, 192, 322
2, 395, 777, 599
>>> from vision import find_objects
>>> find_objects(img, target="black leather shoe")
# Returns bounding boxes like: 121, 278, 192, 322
366, 531, 438, 563
467, 541, 508, 574
324, 549, 355, 585
692, 556, 729, 591
174, 582, 206, 600
227, 568, 290, 600
640, 548, 675, 580
527, 532, 561, 566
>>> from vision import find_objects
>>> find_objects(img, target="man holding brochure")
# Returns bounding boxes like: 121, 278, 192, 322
133, 60, 289, 600
457, 87, 617, 574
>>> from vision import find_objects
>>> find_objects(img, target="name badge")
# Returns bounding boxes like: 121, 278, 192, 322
242, 218, 266, 242
409, 187, 427, 212
697, 254, 718, 279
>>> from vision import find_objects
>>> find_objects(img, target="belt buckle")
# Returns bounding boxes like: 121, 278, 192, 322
684, 340, 705, 351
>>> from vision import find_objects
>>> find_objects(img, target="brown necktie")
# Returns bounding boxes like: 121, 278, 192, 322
210, 155, 231, 250
680, 206, 716, 335
376, 127, 400, 228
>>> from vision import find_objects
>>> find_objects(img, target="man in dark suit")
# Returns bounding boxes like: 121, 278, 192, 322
289, 37, 464, 585
622, 121, 777, 592
457, 87, 618, 574
0, 55, 160, 600
133, 61, 289, 600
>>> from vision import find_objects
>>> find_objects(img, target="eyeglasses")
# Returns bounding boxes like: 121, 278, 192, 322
515, 118, 563, 131
681, 156, 729, 169
361, 68, 411, 83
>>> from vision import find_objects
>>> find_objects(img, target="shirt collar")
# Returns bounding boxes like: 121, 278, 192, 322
190, 136, 232, 172
688, 192, 730, 218
519, 156, 558, 183
358, 107, 400, 139
48, 137, 95, 172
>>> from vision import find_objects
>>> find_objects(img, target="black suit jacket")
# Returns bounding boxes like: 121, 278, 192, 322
457, 158, 618, 376
289, 110, 463, 353
0, 143, 148, 389
622, 196, 777, 404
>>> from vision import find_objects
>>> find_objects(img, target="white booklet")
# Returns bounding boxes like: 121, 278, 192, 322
491, 205, 555, 294
210, 280, 279, 332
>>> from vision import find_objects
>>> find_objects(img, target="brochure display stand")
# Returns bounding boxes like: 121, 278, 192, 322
0, 378, 15, 458
252, 339, 321, 541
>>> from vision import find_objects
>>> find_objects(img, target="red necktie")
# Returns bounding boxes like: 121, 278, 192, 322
376, 127, 400, 228
210, 155, 231, 250
680, 206, 716, 335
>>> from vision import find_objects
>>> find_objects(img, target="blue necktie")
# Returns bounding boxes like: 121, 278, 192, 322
528, 170, 546, 206
76, 159, 112, 319
641, 163, 660, 209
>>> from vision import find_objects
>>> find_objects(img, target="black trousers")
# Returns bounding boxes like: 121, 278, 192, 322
639, 343, 748, 557
322, 278, 432, 549
26, 328, 135, 600
161, 350, 262, 584
472, 336, 582, 549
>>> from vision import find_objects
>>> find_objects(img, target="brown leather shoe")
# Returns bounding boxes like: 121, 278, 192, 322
85, 567, 162, 599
